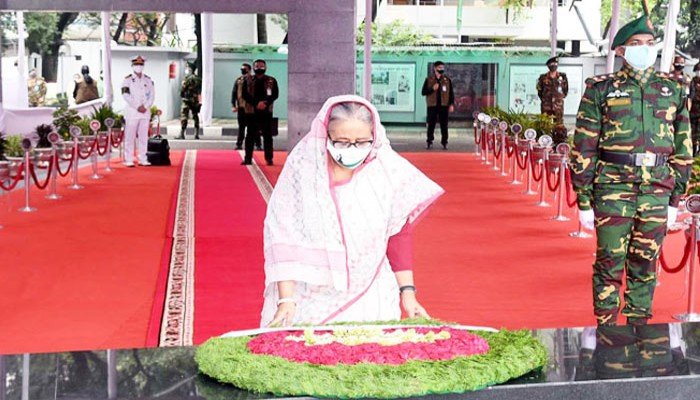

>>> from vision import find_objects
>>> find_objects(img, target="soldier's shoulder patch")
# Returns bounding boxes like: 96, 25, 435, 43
124, 74, 132, 79
585, 74, 613, 87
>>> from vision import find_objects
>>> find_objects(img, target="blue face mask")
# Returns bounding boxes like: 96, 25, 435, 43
623, 45, 658, 71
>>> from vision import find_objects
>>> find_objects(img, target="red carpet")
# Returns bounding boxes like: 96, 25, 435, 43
251, 151, 693, 329
0, 152, 184, 354
192, 150, 267, 343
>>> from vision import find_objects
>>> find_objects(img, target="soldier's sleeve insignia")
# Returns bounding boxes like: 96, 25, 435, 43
121, 87, 130, 94
660, 86, 673, 97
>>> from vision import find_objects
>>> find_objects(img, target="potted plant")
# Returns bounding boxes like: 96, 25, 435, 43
52, 103, 81, 140
90, 104, 123, 131
3, 135, 24, 161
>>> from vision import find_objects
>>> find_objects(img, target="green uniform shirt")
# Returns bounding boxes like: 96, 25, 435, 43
571, 65, 693, 210
181, 73, 202, 105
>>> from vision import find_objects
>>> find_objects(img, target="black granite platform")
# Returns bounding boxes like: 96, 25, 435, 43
2, 323, 699, 400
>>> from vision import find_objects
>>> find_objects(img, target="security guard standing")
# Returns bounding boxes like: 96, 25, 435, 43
232, 63, 260, 151
421, 61, 454, 150
537, 57, 568, 124
241, 59, 279, 166
27, 69, 46, 107
179, 62, 202, 140
689, 63, 700, 154
121, 55, 155, 167
570, 1, 693, 326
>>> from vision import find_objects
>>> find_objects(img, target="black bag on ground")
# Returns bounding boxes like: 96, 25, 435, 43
147, 134, 171, 166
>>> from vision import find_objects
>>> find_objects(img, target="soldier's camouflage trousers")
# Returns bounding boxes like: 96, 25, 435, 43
541, 99, 564, 124
592, 183, 669, 326
181, 102, 200, 130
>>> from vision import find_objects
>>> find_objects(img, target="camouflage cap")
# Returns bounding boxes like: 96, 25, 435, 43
611, 0, 654, 50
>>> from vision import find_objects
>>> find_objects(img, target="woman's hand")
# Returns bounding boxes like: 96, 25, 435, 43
401, 291, 430, 318
268, 302, 296, 327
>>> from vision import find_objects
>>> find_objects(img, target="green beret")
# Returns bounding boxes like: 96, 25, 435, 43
611, 0, 654, 49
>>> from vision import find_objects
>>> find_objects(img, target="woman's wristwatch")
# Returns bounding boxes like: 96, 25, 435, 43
399, 285, 416, 294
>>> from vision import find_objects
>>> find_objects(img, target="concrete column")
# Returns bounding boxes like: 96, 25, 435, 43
287, 0, 356, 149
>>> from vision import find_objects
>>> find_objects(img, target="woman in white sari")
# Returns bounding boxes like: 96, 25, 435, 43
261, 95, 444, 327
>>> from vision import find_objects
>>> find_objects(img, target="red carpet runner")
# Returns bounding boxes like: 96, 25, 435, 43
0, 152, 184, 354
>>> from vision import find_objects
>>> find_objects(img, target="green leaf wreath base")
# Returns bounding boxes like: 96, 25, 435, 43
195, 319, 547, 399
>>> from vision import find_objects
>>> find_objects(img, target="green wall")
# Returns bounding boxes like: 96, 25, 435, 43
212, 46, 551, 123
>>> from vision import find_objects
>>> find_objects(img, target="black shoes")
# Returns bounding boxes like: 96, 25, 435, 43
426, 142, 433, 150
256, 145, 263, 151
241, 160, 252, 165
235, 145, 243, 150
442, 143, 448, 150
266, 160, 274, 166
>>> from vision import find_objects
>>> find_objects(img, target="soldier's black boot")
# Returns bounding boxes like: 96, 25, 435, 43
195, 128, 200, 140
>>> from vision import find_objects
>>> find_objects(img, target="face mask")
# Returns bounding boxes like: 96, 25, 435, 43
326, 140, 372, 170
548, 65, 557, 72
132, 65, 144, 74
436, 69, 444, 74
674, 64, 684, 70
241, 69, 248, 75
623, 45, 657, 71
254, 68, 266, 75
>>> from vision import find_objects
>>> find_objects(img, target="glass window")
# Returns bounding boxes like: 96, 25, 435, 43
427, 62, 498, 119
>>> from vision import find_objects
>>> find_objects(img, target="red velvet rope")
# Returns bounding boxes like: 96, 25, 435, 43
659, 233, 692, 273
473, 127, 482, 145
487, 133, 495, 151
545, 163, 561, 192
111, 131, 124, 148
95, 137, 110, 156
530, 154, 544, 182
56, 151, 75, 177
516, 149, 528, 170
78, 140, 98, 160
493, 136, 503, 159
0, 164, 24, 191
564, 169, 579, 208
29, 157, 54, 190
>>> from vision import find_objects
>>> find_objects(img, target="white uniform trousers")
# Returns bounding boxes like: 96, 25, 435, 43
124, 118, 149, 164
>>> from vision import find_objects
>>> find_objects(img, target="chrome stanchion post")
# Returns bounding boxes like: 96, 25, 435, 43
499, 121, 508, 176
482, 115, 492, 165
510, 124, 523, 185
523, 129, 537, 195
472, 111, 483, 157
535, 135, 553, 207
552, 143, 571, 221
46, 132, 62, 200
88, 120, 102, 180
19, 138, 37, 213
675, 195, 700, 322
490, 118, 500, 169
104, 118, 115, 172
69, 125, 83, 190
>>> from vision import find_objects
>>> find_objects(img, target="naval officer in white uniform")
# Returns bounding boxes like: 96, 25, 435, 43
121, 55, 155, 167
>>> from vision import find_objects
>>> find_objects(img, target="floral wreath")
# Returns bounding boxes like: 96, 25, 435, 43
196, 318, 547, 399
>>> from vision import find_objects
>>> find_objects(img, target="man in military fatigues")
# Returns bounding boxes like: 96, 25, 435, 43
570, 1, 693, 326
689, 63, 700, 154
537, 57, 568, 124
27, 69, 46, 107
179, 63, 202, 140
421, 61, 454, 150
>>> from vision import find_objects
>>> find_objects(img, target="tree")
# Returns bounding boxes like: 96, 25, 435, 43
357, 20, 432, 46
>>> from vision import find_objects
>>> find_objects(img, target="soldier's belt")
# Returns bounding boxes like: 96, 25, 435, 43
599, 151, 669, 167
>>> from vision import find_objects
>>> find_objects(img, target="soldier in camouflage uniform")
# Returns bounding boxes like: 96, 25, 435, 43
537, 57, 568, 124
570, 1, 693, 326
27, 69, 46, 107
689, 63, 700, 154
179, 63, 202, 140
